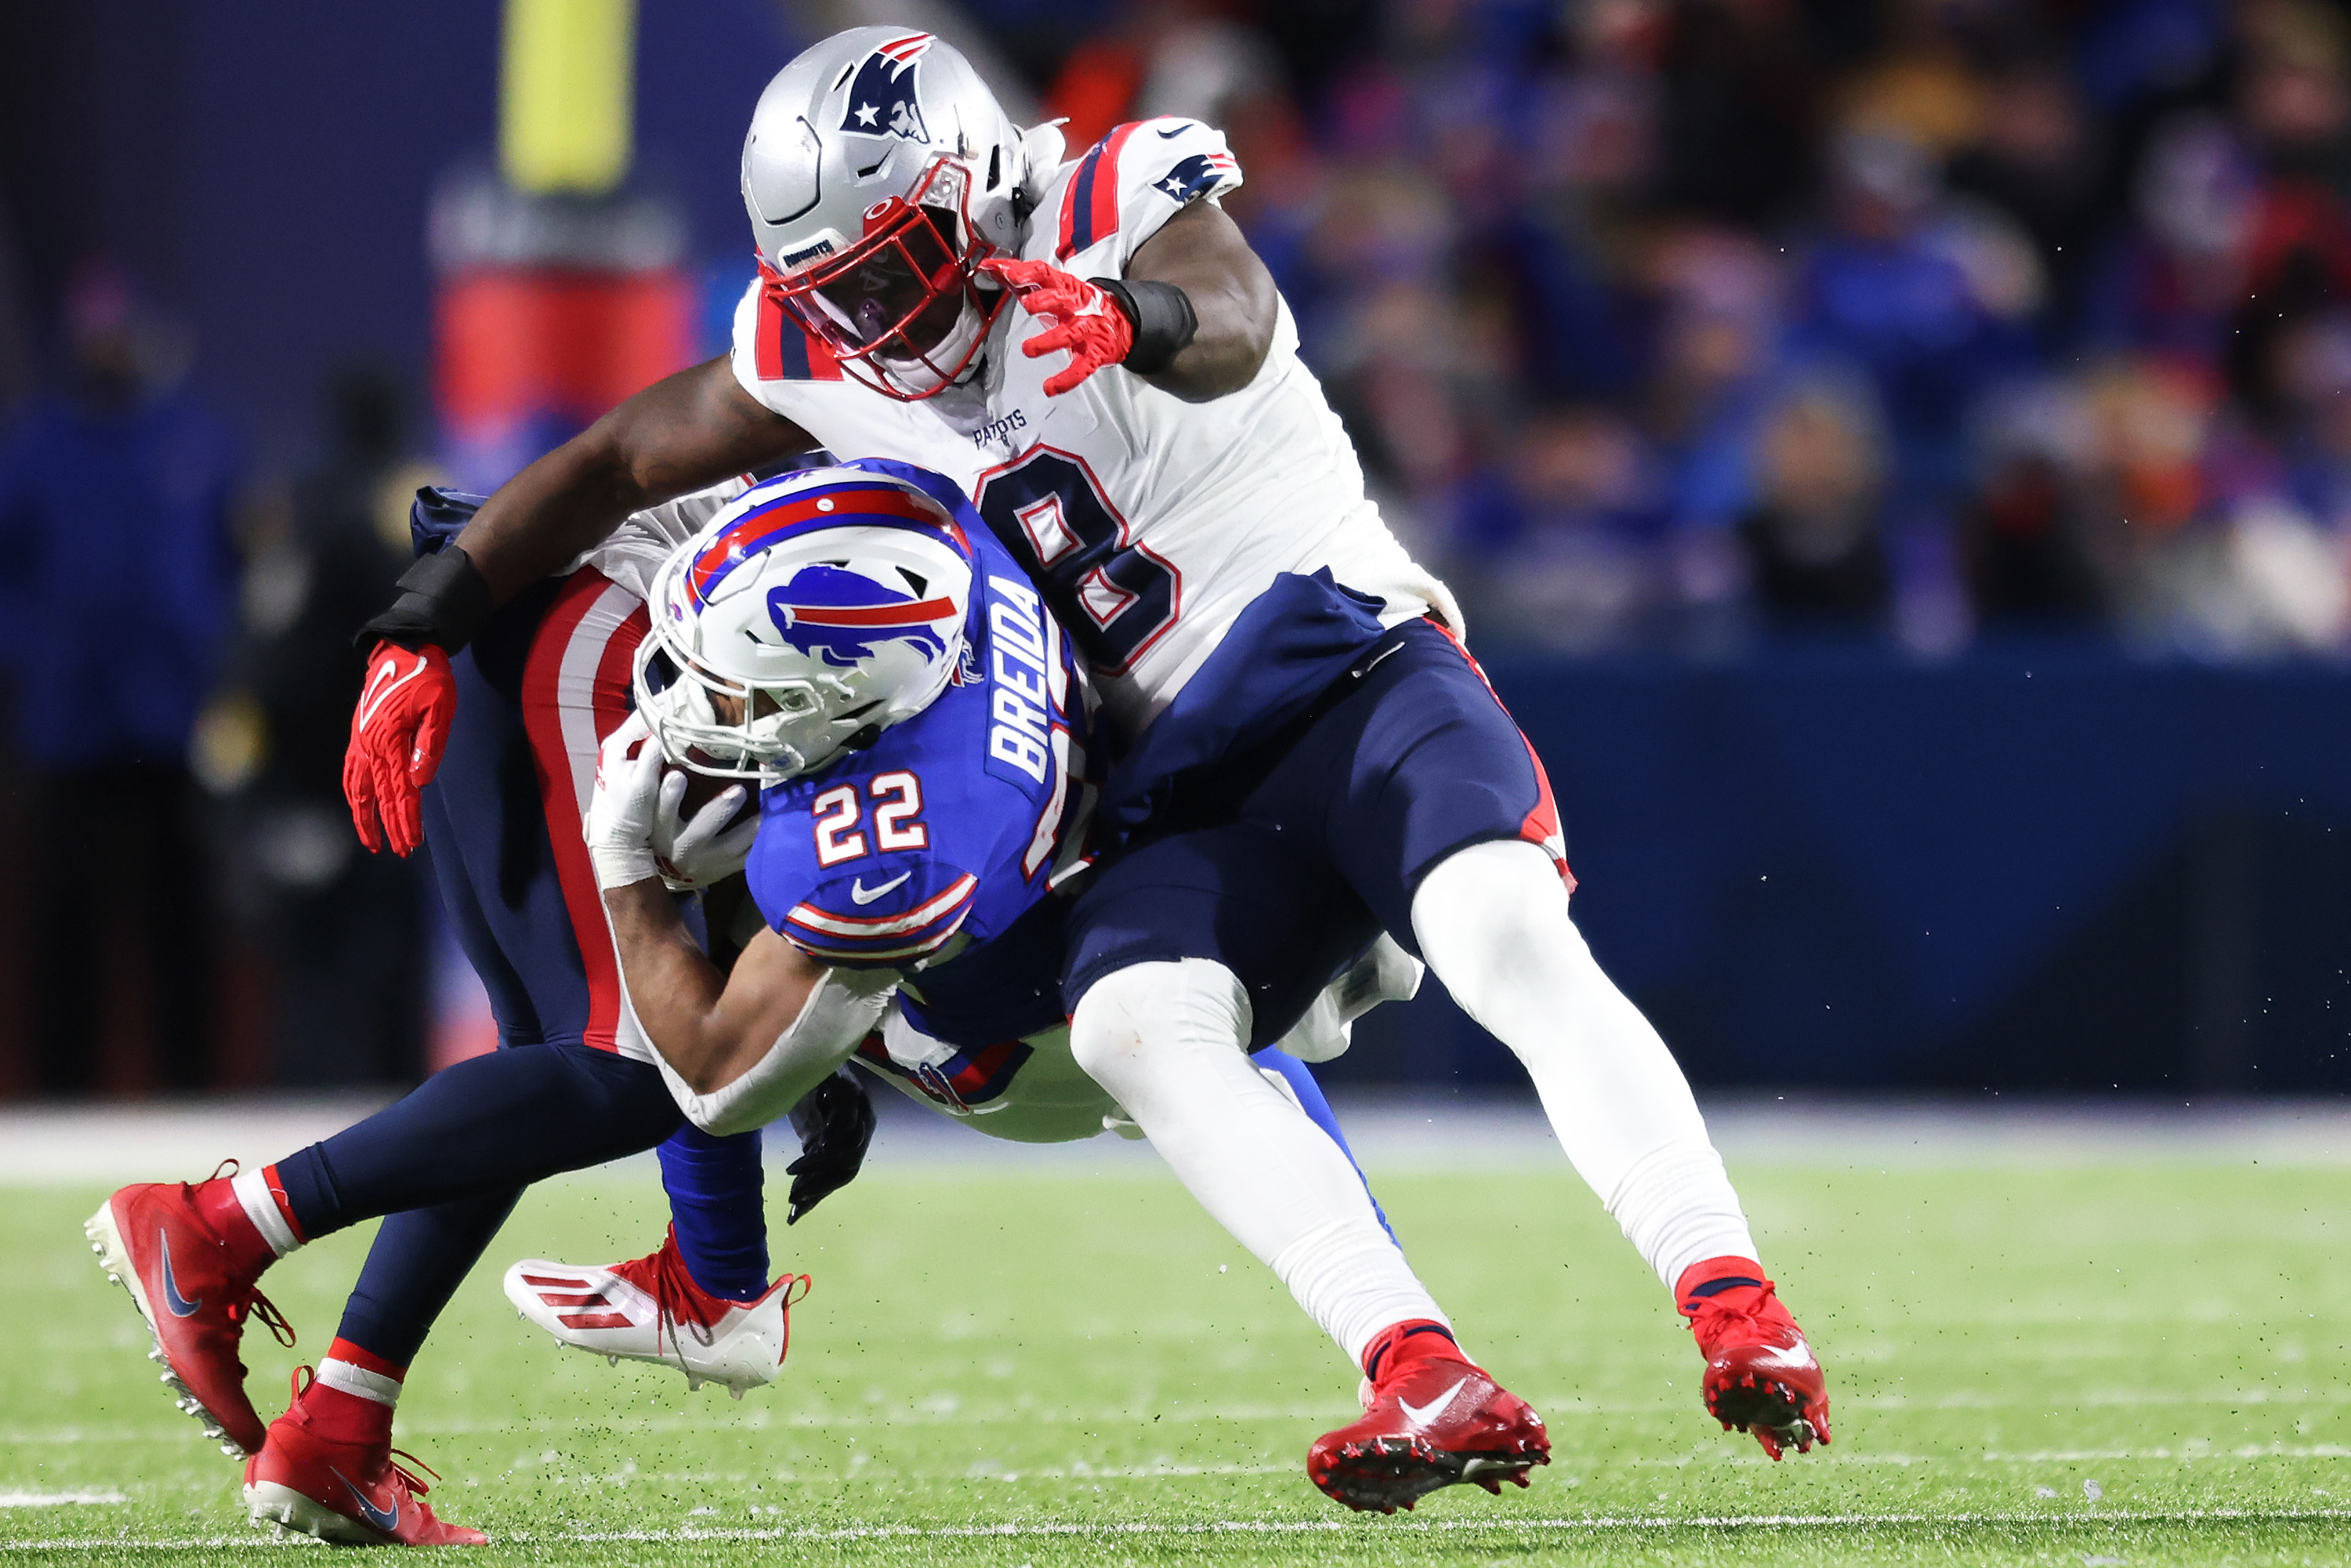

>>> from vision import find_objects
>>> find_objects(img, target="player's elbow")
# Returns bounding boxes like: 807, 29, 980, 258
672, 1046, 741, 1098
1165, 260, 1276, 402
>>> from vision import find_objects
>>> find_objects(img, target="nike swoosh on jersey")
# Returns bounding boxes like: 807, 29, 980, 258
1155, 125, 1190, 137
355, 654, 428, 732
850, 872, 914, 905
158, 1229, 202, 1317
333, 1467, 400, 1534
1397, 1377, 1469, 1429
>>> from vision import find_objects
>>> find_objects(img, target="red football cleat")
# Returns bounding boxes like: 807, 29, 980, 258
1306, 1326, 1549, 1513
1678, 1256, 1831, 1459
85, 1168, 294, 1457
244, 1369, 486, 1547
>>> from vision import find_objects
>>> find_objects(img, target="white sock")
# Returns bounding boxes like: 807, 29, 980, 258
1411, 840, 1759, 1288
230, 1168, 302, 1258
1070, 958, 1449, 1365
315, 1356, 402, 1408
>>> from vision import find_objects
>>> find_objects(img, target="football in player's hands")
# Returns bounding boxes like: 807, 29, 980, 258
672, 768, 741, 822
652, 765, 760, 893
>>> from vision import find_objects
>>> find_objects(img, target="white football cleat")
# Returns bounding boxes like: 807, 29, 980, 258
502, 1228, 808, 1398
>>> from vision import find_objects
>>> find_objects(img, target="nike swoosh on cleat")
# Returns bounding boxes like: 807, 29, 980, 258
333, 1467, 400, 1534
849, 872, 911, 905
1397, 1377, 1469, 1429
158, 1229, 202, 1317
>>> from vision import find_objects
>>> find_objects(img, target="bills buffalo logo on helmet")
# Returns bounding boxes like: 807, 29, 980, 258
763, 564, 953, 668
839, 33, 933, 143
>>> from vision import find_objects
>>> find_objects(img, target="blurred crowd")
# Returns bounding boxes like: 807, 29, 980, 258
6, 0, 2350, 1093
1004, 0, 2351, 657
0, 265, 430, 1095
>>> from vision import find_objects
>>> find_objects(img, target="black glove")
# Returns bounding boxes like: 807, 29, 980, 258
784, 1068, 876, 1224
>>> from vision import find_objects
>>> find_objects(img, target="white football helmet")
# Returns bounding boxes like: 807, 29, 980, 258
636, 467, 976, 781
741, 27, 1066, 399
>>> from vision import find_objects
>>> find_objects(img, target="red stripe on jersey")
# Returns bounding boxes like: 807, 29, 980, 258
520, 569, 650, 1052
586, 599, 646, 1044
804, 328, 841, 381
1088, 122, 1141, 252
785, 874, 979, 936
1426, 620, 1576, 893
753, 282, 788, 381
752, 274, 843, 383
1056, 121, 1143, 260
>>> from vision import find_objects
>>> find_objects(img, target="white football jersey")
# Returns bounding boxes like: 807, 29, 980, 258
725, 116, 1457, 737
575, 478, 750, 603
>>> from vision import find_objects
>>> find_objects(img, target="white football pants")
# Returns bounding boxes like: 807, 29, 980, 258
1068, 837, 1755, 1365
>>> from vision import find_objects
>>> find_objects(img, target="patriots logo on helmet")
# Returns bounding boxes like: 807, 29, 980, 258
1153, 150, 1239, 205
839, 33, 932, 143
764, 564, 954, 668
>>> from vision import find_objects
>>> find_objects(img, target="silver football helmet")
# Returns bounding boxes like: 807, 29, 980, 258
742, 27, 1067, 400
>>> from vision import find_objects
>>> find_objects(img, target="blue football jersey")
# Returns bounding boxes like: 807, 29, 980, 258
747, 463, 1091, 1042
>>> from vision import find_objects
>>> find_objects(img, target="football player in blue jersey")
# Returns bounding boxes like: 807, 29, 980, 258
340, 26, 1829, 1515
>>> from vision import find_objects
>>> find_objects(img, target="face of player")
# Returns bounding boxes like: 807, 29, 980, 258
806, 208, 968, 360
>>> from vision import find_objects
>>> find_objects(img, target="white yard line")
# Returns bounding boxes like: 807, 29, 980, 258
6, 1094, 2351, 1183
9, 1505, 2351, 1550
0, 1491, 123, 1508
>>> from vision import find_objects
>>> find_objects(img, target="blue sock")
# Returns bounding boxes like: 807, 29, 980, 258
1253, 1047, 1396, 1241
657, 1124, 770, 1301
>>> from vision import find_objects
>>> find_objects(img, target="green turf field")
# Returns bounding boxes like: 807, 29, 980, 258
5, 1146, 2349, 1564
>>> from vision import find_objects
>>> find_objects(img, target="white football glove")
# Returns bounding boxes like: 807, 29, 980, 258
585, 711, 665, 890
651, 770, 759, 892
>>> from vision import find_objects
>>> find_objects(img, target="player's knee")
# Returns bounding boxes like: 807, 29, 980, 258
1411, 838, 1574, 959
1067, 959, 1251, 1087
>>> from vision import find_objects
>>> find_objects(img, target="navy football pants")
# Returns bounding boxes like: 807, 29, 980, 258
1064, 617, 1570, 1045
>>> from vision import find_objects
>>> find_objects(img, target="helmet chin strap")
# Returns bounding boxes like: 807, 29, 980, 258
878, 292, 990, 397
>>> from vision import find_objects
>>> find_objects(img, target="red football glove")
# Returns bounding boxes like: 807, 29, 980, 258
982, 258, 1134, 397
344, 640, 456, 856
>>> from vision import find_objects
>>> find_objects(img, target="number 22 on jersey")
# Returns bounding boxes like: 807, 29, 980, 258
813, 771, 929, 867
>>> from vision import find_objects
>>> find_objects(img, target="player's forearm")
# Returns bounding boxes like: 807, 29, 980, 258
602, 879, 758, 1091
452, 356, 812, 605
1125, 201, 1276, 402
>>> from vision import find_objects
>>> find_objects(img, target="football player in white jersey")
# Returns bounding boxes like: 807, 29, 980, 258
342, 26, 1828, 1513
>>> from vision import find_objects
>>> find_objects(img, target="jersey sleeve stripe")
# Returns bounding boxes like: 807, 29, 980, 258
783, 902, 974, 963
752, 276, 842, 384
783, 873, 978, 937
1056, 121, 1142, 260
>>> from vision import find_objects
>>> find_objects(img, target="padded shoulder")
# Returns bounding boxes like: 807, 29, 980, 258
1050, 118, 1243, 268
765, 854, 980, 969
728, 277, 846, 397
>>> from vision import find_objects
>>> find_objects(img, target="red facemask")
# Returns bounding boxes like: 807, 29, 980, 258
761, 158, 1006, 401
